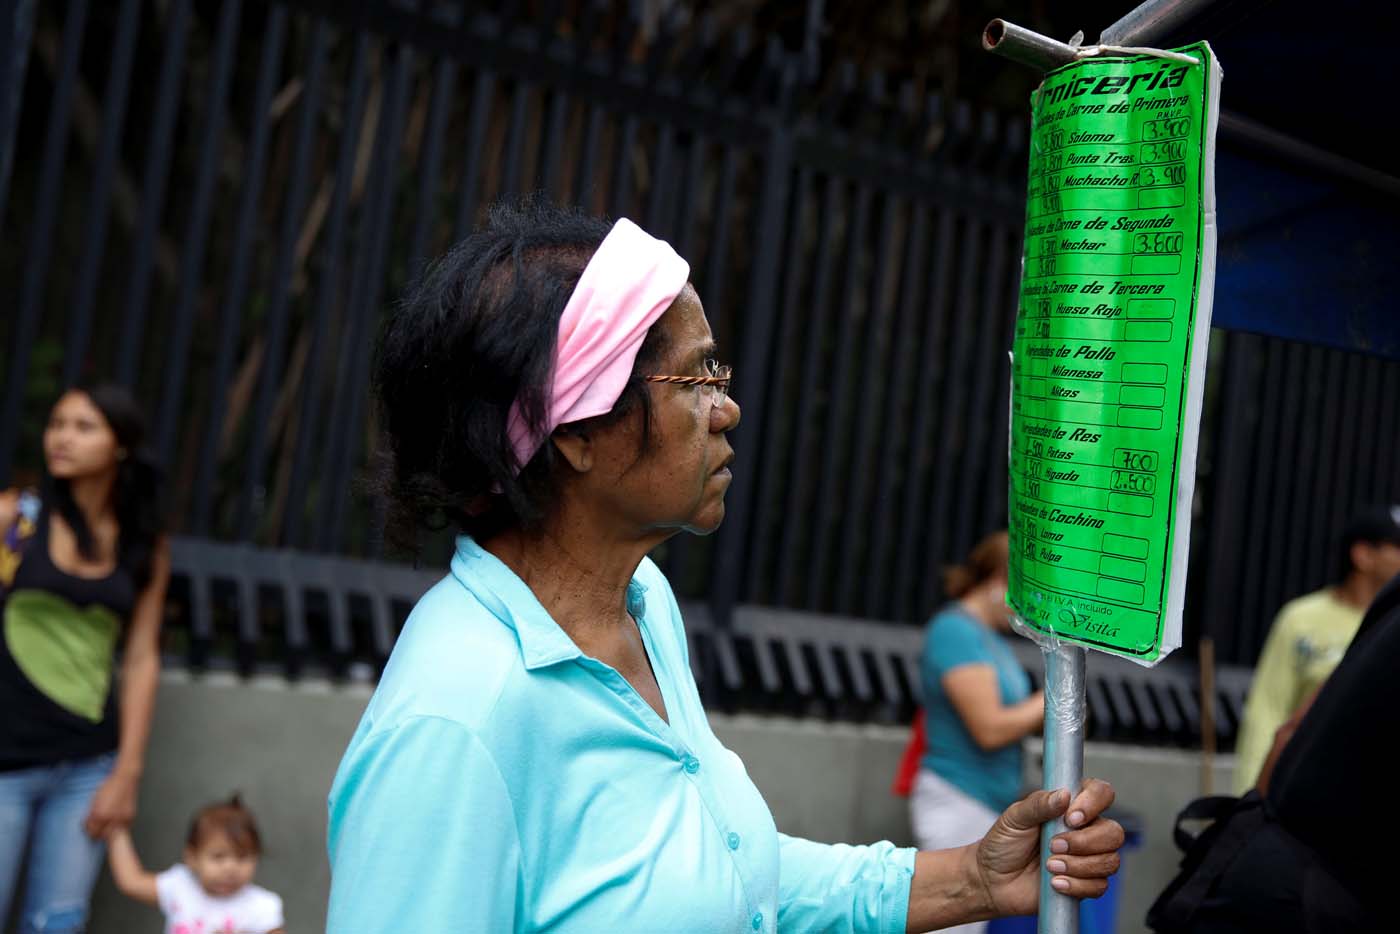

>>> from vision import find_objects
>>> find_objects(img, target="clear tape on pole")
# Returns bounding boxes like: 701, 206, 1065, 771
1010, 596, 1085, 931
1038, 641, 1087, 934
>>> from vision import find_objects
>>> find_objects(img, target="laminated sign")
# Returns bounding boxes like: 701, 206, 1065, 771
1008, 42, 1223, 664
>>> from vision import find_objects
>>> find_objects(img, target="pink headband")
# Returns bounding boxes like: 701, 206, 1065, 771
506, 218, 690, 471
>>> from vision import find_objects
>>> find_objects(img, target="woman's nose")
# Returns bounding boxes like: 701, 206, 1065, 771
711, 395, 741, 432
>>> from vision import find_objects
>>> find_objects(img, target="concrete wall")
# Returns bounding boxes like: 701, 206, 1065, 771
88, 674, 366, 933
85, 673, 1232, 933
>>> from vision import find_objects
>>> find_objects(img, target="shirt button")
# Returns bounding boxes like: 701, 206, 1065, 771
683, 754, 701, 774
751, 912, 763, 930
727, 831, 741, 850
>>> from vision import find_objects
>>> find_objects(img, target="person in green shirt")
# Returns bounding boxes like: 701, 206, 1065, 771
1233, 505, 1400, 794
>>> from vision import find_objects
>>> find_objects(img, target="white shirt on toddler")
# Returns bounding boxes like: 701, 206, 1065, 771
155, 864, 283, 934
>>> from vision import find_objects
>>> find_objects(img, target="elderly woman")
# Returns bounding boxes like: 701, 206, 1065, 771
326, 200, 1122, 932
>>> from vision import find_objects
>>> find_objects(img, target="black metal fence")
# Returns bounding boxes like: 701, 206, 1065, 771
2, 0, 1398, 669
1192, 330, 1400, 661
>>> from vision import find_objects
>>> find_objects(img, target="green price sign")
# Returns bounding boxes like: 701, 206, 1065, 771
1008, 42, 1223, 664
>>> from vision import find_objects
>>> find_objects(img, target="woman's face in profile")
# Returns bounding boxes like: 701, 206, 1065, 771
577, 286, 742, 537
43, 391, 119, 480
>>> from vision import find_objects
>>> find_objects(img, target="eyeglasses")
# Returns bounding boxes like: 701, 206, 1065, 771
643, 358, 732, 409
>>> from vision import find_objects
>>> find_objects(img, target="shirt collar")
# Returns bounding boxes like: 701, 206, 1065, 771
449, 535, 650, 671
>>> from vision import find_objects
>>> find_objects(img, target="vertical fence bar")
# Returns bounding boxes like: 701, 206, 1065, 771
835, 192, 900, 614
709, 112, 795, 620
1373, 361, 1400, 508
919, 215, 984, 613
316, 44, 405, 551
1232, 336, 1276, 649
671, 133, 705, 260
116, 0, 192, 378
0, 0, 88, 486
1349, 356, 1383, 504
1331, 349, 1367, 524
697, 145, 739, 361
1282, 343, 1321, 621
1200, 332, 1259, 660
803, 183, 871, 611
893, 208, 957, 620
283, 30, 373, 548
1254, 340, 1307, 658
952, 222, 1011, 555
452, 70, 497, 239
748, 169, 813, 603
608, 114, 639, 217
1278, 347, 1326, 602
321, 42, 416, 553
149, 0, 243, 461
232, 19, 329, 542
177, 5, 287, 522
1303, 350, 1345, 585
537, 88, 569, 197
867, 204, 929, 618
573, 102, 605, 210
981, 230, 1024, 537
499, 79, 531, 197
0, 0, 39, 231
60, 0, 143, 386
1385, 363, 1400, 495
1235, 338, 1283, 650
774, 175, 840, 605
645, 124, 676, 237
405, 57, 457, 277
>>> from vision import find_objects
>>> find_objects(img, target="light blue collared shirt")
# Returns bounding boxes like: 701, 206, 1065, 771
327, 536, 915, 933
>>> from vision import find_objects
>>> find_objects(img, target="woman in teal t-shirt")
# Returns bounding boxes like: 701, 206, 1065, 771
913, 532, 1044, 934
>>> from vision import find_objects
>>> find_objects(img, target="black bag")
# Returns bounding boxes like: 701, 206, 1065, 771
1145, 793, 1265, 931
1147, 791, 1370, 933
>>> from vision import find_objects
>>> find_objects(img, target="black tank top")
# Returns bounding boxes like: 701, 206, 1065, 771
0, 500, 137, 771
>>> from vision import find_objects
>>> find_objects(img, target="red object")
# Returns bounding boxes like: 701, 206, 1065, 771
891, 709, 927, 797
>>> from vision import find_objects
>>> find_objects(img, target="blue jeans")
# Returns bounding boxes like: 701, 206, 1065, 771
0, 753, 114, 934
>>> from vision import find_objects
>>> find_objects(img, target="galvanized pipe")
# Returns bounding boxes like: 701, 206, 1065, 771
1099, 0, 1219, 47
981, 19, 1077, 71
1219, 110, 1400, 200
1039, 643, 1087, 934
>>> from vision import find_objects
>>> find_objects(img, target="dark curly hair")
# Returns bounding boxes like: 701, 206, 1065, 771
373, 197, 670, 547
42, 384, 165, 587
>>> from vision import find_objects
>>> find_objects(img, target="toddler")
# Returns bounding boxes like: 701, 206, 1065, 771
107, 794, 284, 934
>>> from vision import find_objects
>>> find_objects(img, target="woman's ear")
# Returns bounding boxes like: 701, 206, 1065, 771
551, 425, 593, 474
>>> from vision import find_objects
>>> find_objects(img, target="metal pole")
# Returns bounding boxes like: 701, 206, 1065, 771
1039, 643, 1087, 934
981, 19, 1078, 72
1099, 0, 1219, 46
0, 0, 38, 227
1199, 636, 1216, 794
1217, 110, 1400, 200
